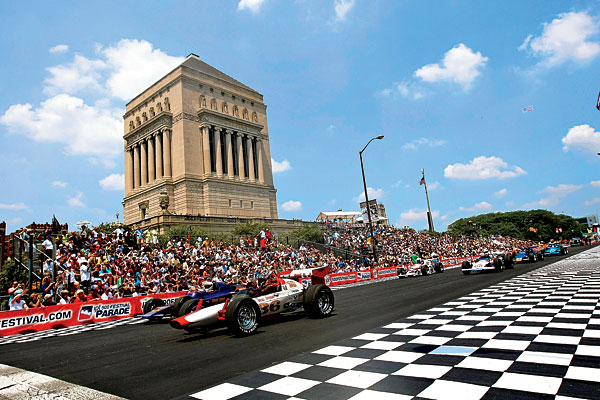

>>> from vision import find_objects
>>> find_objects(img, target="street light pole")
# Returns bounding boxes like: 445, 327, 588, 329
421, 169, 435, 232
359, 135, 384, 266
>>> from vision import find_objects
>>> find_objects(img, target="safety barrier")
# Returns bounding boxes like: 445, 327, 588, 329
0, 292, 184, 337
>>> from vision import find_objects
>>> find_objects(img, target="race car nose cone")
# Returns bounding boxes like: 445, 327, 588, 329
170, 320, 182, 329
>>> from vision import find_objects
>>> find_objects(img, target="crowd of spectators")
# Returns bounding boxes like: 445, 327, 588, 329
5, 223, 534, 311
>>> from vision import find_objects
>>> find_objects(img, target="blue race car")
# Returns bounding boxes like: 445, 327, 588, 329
140, 282, 244, 321
544, 243, 568, 256
514, 247, 544, 263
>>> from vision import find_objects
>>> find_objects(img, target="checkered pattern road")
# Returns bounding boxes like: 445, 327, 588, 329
192, 248, 600, 400
0, 316, 147, 345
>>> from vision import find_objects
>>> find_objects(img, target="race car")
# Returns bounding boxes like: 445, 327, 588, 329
461, 253, 512, 275
139, 282, 244, 321
169, 276, 334, 336
397, 258, 443, 277
544, 243, 568, 256
514, 247, 544, 263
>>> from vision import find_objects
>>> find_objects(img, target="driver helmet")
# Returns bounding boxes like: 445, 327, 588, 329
202, 281, 213, 290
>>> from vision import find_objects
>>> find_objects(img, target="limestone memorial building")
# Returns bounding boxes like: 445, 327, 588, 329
122, 54, 278, 225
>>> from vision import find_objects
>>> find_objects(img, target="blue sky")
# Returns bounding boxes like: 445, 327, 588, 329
1, 0, 600, 233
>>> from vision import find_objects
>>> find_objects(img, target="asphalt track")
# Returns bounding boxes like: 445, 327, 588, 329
0, 246, 592, 400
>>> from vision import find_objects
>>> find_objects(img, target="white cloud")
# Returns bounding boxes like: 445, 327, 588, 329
561, 124, 600, 156
441, 214, 449, 221
396, 81, 424, 100
428, 181, 441, 190
523, 184, 583, 209
49, 44, 69, 54
0, 202, 28, 211
0, 94, 122, 167
281, 200, 302, 212
402, 137, 445, 151
271, 158, 291, 173
44, 55, 106, 95
52, 180, 68, 189
415, 43, 488, 90
444, 156, 526, 179
585, 197, 600, 206
398, 208, 440, 226
334, 0, 355, 21
67, 192, 85, 208
355, 187, 384, 203
591, 180, 600, 188
238, 0, 266, 13
101, 39, 184, 101
520, 11, 600, 66
494, 188, 508, 198
391, 180, 403, 188
459, 201, 493, 213
99, 174, 125, 191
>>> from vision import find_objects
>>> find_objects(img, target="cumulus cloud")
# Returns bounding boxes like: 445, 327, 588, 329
459, 201, 493, 213
591, 180, 600, 188
101, 39, 184, 101
281, 200, 302, 212
494, 188, 508, 198
67, 192, 85, 208
444, 156, 526, 180
0, 202, 28, 211
99, 174, 125, 191
49, 44, 69, 54
562, 124, 600, 156
271, 158, 291, 173
402, 137, 445, 151
52, 180, 68, 188
523, 184, 583, 209
414, 43, 488, 90
397, 209, 440, 227
427, 181, 441, 190
355, 187, 384, 203
44, 55, 106, 95
519, 11, 600, 66
238, 0, 266, 14
334, 0, 355, 21
0, 94, 122, 167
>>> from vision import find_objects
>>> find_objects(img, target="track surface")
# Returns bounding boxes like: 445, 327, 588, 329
0, 246, 590, 400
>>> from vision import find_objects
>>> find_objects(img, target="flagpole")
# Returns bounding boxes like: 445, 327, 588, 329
421, 169, 434, 232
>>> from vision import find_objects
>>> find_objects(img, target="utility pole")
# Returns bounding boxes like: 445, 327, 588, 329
421, 169, 435, 232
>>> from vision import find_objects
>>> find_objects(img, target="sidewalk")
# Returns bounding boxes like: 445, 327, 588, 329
193, 247, 600, 400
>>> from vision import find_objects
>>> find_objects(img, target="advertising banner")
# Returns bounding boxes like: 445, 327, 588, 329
374, 266, 397, 278
0, 292, 184, 337
324, 272, 357, 286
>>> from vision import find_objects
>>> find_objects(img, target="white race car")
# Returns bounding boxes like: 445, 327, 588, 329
461, 253, 511, 275
398, 259, 443, 277
170, 277, 334, 336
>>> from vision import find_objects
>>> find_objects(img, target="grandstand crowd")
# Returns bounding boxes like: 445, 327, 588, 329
6, 223, 534, 311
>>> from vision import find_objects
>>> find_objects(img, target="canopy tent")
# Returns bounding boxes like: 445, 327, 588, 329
316, 211, 361, 224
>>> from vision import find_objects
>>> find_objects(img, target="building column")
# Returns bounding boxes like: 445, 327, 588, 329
155, 132, 163, 179
125, 148, 133, 193
247, 136, 256, 181
201, 126, 211, 175
163, 129, 172, 177
133, 144, 141, 189
214, 127, 223, 176
237, 133, 245, 179
148, 136, 155, 183
141, 140, 148, 186
256, 138, 264, 184
225, 130, 234, 179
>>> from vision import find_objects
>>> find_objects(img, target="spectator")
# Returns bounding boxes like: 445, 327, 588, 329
10, 292, 28, 311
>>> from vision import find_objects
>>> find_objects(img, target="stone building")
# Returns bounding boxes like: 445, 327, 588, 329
122, 54, 278, 225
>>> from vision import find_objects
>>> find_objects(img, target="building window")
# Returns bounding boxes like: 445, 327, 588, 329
251, 201, 254, 209
229, 199, 232, 208
240, 200, 243, 208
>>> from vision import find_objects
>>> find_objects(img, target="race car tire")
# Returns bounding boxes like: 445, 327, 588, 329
173, 295, 191, 317
494, 258, 502, 271
143, 298, 165, 315
434, 262, 443, 273
303, 284, 335, 318
503, 255, 514, 269
538, 252, 544, 261
225, 295, 260, 336
180, 299, 199, 317
421, 266, 429, 276
461, 261, 471, 270
463, 270, 470, 275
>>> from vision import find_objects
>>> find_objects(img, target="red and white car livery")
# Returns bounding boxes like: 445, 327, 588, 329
170, 277, 334, 336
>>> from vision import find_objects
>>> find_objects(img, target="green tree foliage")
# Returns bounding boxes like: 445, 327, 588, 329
288, 225, 324, 244
447, 209, 582, 242
0, 261, 28, 294
158, 225, 210, 247
232, 221, 270, 237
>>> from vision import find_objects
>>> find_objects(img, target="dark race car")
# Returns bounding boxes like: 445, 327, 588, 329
514, 247, 544, 263
461, 252, 512, 275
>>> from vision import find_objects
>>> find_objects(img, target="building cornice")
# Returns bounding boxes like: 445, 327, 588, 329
124, 112, 173, 147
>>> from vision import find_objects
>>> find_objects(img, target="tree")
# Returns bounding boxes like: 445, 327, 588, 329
232, 221, 270, 237
288, 225, 325, 244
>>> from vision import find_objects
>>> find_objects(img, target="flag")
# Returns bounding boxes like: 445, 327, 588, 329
597, 91, 600, 111
522, 105, 534, 112
419, 176, 425, 185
